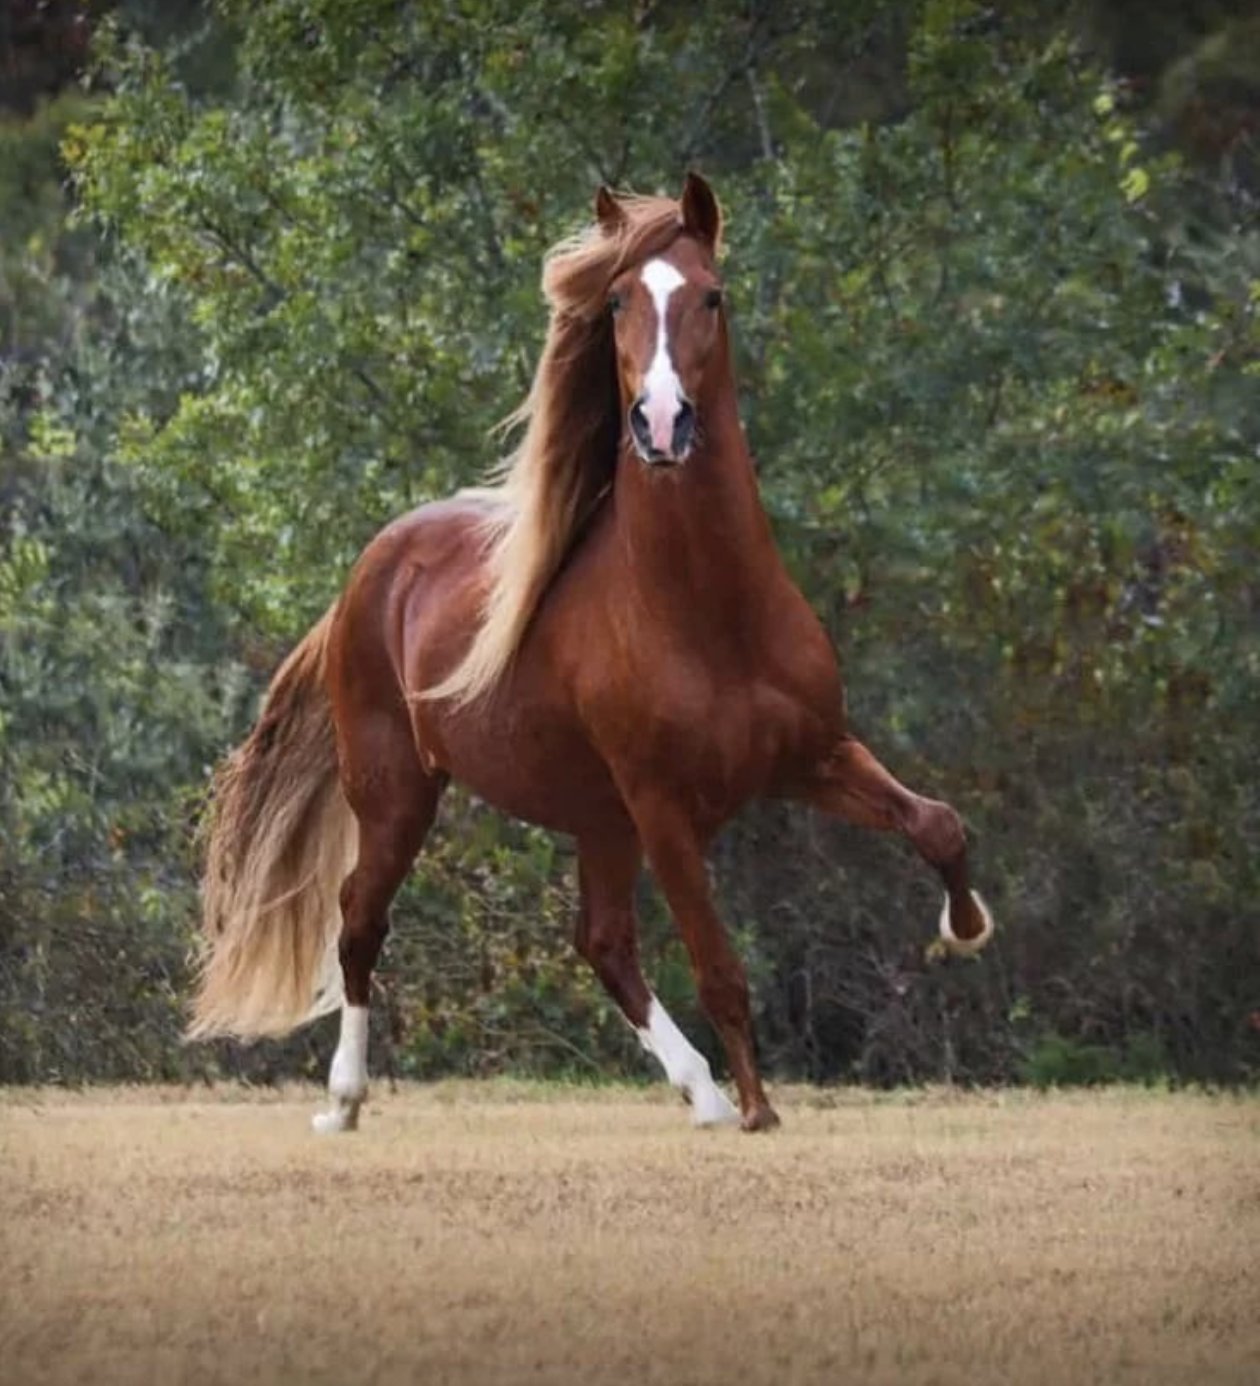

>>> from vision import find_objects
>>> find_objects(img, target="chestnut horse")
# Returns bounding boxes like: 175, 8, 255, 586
190, 174, 993, 1132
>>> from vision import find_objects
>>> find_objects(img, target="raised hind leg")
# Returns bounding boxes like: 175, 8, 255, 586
313, 713, 447, 1134
623, 797, 778, 1132
574, 828, 737, 1127
801, 736, 993, 953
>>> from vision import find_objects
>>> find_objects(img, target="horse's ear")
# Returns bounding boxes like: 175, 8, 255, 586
595, 185, 627, 235
680, 171, 722, 249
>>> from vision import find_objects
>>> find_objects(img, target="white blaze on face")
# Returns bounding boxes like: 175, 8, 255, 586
639, 257, 687, 454
636, 995, 739, 1127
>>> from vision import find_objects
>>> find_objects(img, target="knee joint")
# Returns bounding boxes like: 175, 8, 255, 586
917, 801, 965, 866
581, 922, 636, 973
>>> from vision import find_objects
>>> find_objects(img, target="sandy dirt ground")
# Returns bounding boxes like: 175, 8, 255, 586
1, 1082, 1257, 1385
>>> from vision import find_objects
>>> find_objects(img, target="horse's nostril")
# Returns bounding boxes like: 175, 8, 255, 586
629, 395, 690, 463
673, 399, 696, 456
629, 398, 651, 449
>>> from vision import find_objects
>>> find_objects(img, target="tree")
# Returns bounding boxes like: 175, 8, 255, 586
2, 0, 1255, 1084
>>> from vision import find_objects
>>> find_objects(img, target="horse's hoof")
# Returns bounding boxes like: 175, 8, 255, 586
740, 1103, 781, 1133
690, 1084, 740, 1128
311, 1097, 362, 1134
939, 889, 995, 956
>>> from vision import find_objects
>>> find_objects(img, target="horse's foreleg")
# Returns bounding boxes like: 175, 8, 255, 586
627, 800, 778, 1131
802, 736, 993, 953
575, 829, 738, 1128
313, 731, 446, 1134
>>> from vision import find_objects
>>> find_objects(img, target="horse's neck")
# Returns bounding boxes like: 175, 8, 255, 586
611, 389, 781, 623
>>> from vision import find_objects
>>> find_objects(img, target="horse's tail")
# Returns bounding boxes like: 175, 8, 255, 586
188, 607, 356, 1041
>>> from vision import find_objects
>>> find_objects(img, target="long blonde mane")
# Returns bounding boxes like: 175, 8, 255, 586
425, 194, 696, 706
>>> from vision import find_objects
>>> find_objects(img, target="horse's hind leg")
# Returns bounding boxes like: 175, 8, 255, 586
574, 828, 738, 1127
802, 736, 994, 953
313, 713, 446, 1134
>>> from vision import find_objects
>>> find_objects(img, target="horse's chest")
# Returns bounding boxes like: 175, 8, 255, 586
554, 569, 844, 825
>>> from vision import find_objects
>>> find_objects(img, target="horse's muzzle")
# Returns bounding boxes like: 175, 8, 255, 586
629, 396, 694, 466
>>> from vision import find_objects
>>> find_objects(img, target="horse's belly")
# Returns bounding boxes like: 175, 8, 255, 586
415, 684, 623, 835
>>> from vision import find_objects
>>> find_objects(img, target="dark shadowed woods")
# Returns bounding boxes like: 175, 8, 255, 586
1, 0, 1258, 1087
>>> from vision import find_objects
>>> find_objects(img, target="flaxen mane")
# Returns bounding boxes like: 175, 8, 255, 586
426, 194, 702, 706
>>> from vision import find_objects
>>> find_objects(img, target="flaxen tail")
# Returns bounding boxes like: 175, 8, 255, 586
188, 608, 357, 1040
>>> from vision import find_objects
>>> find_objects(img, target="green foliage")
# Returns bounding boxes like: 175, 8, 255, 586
2, 1, 1257, 1086
1018, 1030, 1170, 1089
1019, 1033, 1118, 1088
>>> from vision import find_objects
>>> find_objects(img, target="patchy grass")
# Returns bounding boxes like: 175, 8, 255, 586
1, 1084, 1257, 1385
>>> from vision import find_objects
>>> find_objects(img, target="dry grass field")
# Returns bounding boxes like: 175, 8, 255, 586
1, 1082, 1257, 1386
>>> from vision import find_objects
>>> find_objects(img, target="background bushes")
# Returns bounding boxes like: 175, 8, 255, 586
2, 0, 1257, 1086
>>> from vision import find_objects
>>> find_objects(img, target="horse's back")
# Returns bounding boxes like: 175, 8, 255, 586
326, 492, 495, 691
359, 493, 503, 583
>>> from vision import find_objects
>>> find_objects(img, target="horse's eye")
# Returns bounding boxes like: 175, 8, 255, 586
704, 287, 723, 310
608, 292, 623, 315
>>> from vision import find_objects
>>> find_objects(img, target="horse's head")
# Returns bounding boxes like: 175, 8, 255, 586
599, 173, 725, 467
